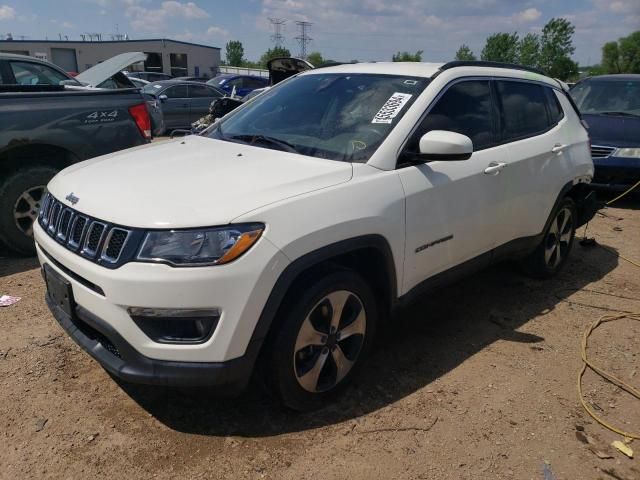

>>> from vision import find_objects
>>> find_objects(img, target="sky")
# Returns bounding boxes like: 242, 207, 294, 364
0, 0, 638, 65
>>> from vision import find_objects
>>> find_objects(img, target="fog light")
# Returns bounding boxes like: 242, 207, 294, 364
128, 307, 220, 344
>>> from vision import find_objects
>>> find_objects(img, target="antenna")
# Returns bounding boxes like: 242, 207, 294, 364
295, 21, 312, 59
269, 18, 286, 48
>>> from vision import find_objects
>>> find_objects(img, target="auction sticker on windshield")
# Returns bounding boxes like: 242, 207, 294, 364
372, 92, 413, 124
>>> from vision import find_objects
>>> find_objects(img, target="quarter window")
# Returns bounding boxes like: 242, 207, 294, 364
545, 87, 564, 124
408, 80, 494, 153
496, 81, 550, 141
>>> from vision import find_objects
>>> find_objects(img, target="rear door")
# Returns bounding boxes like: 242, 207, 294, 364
398, 79, 511, 292
187, 84, 223, 122
161, 84, 190, 128
494, 80, 566, 241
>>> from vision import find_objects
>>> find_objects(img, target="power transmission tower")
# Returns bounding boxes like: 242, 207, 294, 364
269, 18, 286, 48
295, 21, 312, 59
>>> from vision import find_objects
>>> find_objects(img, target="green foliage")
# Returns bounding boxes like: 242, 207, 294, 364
225, 40, 245, 67
518, 33, 540, 68
481, 32, 520, 63
602, 31, 640, 73
306, 51, 324, 66
392, 50, 423, 62
454, 44, 476, 61
259, 46, 292, 68
538, 18, 578, 80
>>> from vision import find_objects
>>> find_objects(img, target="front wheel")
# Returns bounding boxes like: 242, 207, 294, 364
266, 270, 378, 411
521, 197, 577, 278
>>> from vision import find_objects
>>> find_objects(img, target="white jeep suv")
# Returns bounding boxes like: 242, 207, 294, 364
35, 61, 596, 410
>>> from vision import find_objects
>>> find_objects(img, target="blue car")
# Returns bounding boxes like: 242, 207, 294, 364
571, 75, 640, 191
206, 74, 269, 97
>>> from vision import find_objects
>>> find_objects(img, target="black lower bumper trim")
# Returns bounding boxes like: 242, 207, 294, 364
45, 293, 257, 389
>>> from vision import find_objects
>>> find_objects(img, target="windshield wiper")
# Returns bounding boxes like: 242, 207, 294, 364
227, 134, 300, 154
598, 111, 639, 117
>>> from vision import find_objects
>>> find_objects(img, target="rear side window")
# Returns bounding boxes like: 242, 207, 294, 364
9, 60, 70, 86
545, 88, 564, 124
496, 81, 550, 141
410, 80, 494, 151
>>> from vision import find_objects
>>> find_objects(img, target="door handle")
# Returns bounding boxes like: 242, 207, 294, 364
484, 162, 507, 175
551, 143, 568, 154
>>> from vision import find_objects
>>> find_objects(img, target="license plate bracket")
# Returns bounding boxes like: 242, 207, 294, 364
44, 264, 75, 318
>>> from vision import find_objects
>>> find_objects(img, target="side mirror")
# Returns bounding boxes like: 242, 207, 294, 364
417, 130, 473, 161
158, 94, 168, 103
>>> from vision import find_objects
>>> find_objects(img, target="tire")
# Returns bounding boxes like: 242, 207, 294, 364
521, 197, 577, 279
265, 269, 378, 412
0, 166, 58, 255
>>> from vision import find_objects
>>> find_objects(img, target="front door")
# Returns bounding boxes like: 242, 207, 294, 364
398, 79, 510, 293
161, 84, 190, 129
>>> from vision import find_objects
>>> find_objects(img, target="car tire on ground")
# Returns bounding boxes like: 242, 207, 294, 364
521, 196, 577, 279
0, 166, 58, 255
265, 269, 378, 412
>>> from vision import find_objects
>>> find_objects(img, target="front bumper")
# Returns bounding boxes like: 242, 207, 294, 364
45, 292, 257, 388
591, 156, 640, 191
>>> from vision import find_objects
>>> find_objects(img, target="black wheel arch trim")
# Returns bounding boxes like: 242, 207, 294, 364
247, 234, 398, 350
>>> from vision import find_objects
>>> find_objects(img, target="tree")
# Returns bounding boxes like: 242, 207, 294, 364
602, 31, 640, 73
481, 33, 519, 63
306, 51, 324, 66
539, 18, 578, 80
225, 40, 245, 67
392, 50, 423, 62
454, 44, 476, 61
518, 33, 540, 68
259, 46, 291, 68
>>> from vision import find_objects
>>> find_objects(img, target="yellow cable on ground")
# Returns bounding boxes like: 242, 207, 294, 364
577, 180, 640, 439
605, 178, 640, 206
578, 312, 640, 439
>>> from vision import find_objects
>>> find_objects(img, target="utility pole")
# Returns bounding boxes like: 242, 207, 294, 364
295, 21, 312, 59
269, 18, 286, 48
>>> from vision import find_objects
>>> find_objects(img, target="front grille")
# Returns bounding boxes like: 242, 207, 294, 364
38, 193, 132, 268
591, 145, 616, 159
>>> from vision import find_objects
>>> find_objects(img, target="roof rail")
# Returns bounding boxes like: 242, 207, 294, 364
439, 61, 546, 76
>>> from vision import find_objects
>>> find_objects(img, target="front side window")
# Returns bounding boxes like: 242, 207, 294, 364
570, 79, 640, 116
497, 80, 550, 141
405, 80, 494, 155
163, 85, 188, 99
9, 61, 70, 85
190, 84, 222, 98
208, 73, 429, 162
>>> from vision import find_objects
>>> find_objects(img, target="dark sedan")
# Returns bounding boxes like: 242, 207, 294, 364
571, 75, 640, 192
142, 80, 224, 134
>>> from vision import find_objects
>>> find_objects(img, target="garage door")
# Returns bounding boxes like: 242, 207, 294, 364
51, 48, 78, 72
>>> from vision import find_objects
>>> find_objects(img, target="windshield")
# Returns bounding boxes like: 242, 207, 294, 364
570, 79, 640, 116
209, 75, 231, 86
208, 73, 429, 162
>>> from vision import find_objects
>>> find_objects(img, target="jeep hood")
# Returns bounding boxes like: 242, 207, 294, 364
48, 135, 353, 228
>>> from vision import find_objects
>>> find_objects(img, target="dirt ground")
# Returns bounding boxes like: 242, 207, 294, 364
1, 199, 639, 480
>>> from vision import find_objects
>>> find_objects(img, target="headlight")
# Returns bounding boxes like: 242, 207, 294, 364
137, 223, 264, 266
616, 148, 640, 158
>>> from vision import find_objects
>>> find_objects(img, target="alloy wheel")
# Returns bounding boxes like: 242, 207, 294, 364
13, 185, 45, 237
293, 290, 367, 393
544, 206, 573, 269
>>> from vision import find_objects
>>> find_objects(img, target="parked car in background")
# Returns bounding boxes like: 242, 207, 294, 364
174, 76, 209, 83
36, 61, 596, 411
206, 74, 269, 97
126, 71, 173, 82
571, 75, 640, 191
0, 55, 152, 254
142, 80, 224, 134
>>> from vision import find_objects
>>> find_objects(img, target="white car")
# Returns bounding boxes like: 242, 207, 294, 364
35, 61, 596, 411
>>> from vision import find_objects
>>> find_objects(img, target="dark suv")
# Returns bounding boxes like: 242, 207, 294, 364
571, 75, 640, 191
